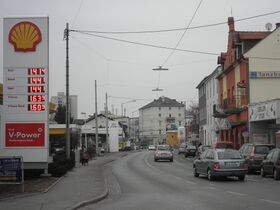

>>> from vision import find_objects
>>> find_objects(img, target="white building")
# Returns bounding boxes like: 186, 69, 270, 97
51, 92, 78, 120
245, 24, 280, 146
205, 66, 220, 145
139, 96, 185, 145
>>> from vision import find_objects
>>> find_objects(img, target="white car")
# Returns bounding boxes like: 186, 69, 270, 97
148, 145, 156, 150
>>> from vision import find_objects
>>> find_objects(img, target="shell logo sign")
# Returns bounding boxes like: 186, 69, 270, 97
8, 21, 42, 52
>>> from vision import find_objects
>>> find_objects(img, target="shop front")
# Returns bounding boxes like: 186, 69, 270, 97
249, 99, 280, 146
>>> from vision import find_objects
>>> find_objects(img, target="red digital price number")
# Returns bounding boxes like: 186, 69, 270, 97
28, 86, 46, 93
28, 77, 46, 84
28, 95, 46, 102
28, 104, 46, 111
28, 68, 46, 75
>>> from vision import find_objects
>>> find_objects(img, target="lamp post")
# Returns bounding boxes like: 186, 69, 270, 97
121, 99, 136, 117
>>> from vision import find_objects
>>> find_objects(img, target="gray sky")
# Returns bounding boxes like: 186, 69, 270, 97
1, 0, 280, 118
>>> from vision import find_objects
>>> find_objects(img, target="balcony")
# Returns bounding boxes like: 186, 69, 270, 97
222, 98, 244, 115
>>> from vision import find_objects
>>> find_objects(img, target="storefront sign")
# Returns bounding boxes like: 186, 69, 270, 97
252, 133, 268, 144
250, 71, 280, 78
249, 100, 277, 122
5, 123, 45, 147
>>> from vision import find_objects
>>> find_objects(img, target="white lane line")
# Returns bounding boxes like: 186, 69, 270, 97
246, 178, 258, 182
260, 199, 280, 205
226, 191, 245, 196
144, 154, 197, 185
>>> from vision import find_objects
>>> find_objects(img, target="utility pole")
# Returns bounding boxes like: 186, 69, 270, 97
95, 80, 98, 157
64, 23, 70, 159
105, 93, 109, 152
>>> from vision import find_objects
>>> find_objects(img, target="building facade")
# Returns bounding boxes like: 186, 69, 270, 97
139, 96, 185, 145
51, 92, 78, 120
214, 17, 270, 149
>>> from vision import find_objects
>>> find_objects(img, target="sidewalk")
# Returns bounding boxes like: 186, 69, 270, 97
0, 152, 127, 210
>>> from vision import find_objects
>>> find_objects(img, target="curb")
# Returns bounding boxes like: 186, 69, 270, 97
66, 183, 109, 210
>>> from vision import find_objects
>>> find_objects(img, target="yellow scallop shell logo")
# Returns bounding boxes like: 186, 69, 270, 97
9, 21, 42, 52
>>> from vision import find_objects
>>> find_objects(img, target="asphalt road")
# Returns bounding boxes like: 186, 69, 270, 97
82, 150, 280, 210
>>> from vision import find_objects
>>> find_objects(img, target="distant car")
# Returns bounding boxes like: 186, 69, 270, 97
239, 143, 275, 173
260, 148, 280, 180
196, 145, 211, 157
185, 145, 197, 157
193, 149, 247, 181
154, 144, 173, 162
212, 141, 234, 149
148, 145, 156, 151
178, 143, 187, 154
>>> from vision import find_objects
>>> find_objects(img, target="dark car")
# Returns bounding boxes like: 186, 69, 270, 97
239, 143, 275, 173
193, 149, 247, 181
260, 148, 280, 180
185, 145, 197, 157
212, 141, 234, 149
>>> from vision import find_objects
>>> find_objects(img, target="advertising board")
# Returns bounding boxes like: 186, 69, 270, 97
0, 156, 23, 183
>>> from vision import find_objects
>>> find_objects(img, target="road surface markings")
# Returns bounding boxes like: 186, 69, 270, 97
205, 186, 216, 190
226, 191, 245, 196
246, 178, 258, 182
260, 199, 280, 205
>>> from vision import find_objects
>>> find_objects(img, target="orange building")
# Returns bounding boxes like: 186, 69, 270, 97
214, 17, 270, 149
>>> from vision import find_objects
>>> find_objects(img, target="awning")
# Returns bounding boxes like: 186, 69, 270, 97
49, 128, 65, 135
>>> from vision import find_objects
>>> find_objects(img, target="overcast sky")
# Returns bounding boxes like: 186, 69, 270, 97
1, 0, 280, 118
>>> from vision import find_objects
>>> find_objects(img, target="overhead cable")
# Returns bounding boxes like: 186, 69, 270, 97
71, 10, 280, 34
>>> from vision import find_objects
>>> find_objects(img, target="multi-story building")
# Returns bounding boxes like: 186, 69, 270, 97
51, 92, 78, 120
245, 24, 280, 146
197, 66, 220, 145
214, 17, 270, 149
139, 96, 185, 145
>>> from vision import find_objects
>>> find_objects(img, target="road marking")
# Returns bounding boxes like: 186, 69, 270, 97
205, 186, 216, 190
246, 178, 258, 182
260, 199, 280, 205
226, 191, 245, 196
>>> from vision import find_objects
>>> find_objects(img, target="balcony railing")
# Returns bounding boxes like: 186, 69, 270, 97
213, 98, 245, 118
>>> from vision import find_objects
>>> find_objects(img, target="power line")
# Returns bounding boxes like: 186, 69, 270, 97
161, 0, 203, 66
74, 31, 219, 56
71, 10, 280, 34
71, 0, 84, 27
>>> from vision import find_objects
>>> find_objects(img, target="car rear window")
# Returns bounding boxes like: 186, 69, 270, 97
216, 144, 233, 149
218, 151, 242, 160
255, 146, 270, 154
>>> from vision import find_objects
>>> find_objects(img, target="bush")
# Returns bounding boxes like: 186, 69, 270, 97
48, 151, 75, 177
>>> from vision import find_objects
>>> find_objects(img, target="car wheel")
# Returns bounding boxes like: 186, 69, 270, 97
238, 175, 245, 181
193, 166, 199, 177
170, 159, 173, 162
273, 169, 280, 180
154, 159, 157, 162
185, 154, 188, 158
260, 167, 266, 177
207, 169, 214, 181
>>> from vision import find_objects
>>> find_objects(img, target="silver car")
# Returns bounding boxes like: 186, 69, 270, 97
193, 149, 247, 181
154, 144, 173, 162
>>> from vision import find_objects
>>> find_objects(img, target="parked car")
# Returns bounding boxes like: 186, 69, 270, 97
239, 143, 275, 173
212, 141, 234, 149
260, 148, 280, 180
178, 143, 187, 154
154, 144, 173, 162
196, 145, 211, 157
148, 145, 156, 151
185, 145, 197, 157
193, 149, 247, 181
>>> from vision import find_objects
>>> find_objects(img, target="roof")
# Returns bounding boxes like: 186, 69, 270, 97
139, 96, 184, 110
238, 31, 270, 40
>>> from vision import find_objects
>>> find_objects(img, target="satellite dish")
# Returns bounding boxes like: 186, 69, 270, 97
265, 23, 272, 31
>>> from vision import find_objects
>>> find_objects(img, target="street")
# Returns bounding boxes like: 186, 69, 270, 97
83, 150, 280, 210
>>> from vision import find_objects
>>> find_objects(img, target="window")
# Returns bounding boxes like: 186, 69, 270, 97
169, 114, 171, 117
159, 121, 162, 126
178, 107, 181, 110
159, 113, 161, 117
179, 121, 181, 126
169, 107, 171, 110
178, 113, 181, 117
159, 107, 161, 110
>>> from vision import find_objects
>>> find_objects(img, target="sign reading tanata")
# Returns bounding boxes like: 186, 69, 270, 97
1, 17, 49, 165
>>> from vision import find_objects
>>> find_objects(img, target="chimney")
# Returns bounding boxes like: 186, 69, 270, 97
276, 23, 280, 28
228, 17, 235, 32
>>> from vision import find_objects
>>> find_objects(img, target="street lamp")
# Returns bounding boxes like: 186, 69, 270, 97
80, 112, 87, 149
121, 99, 136, 117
